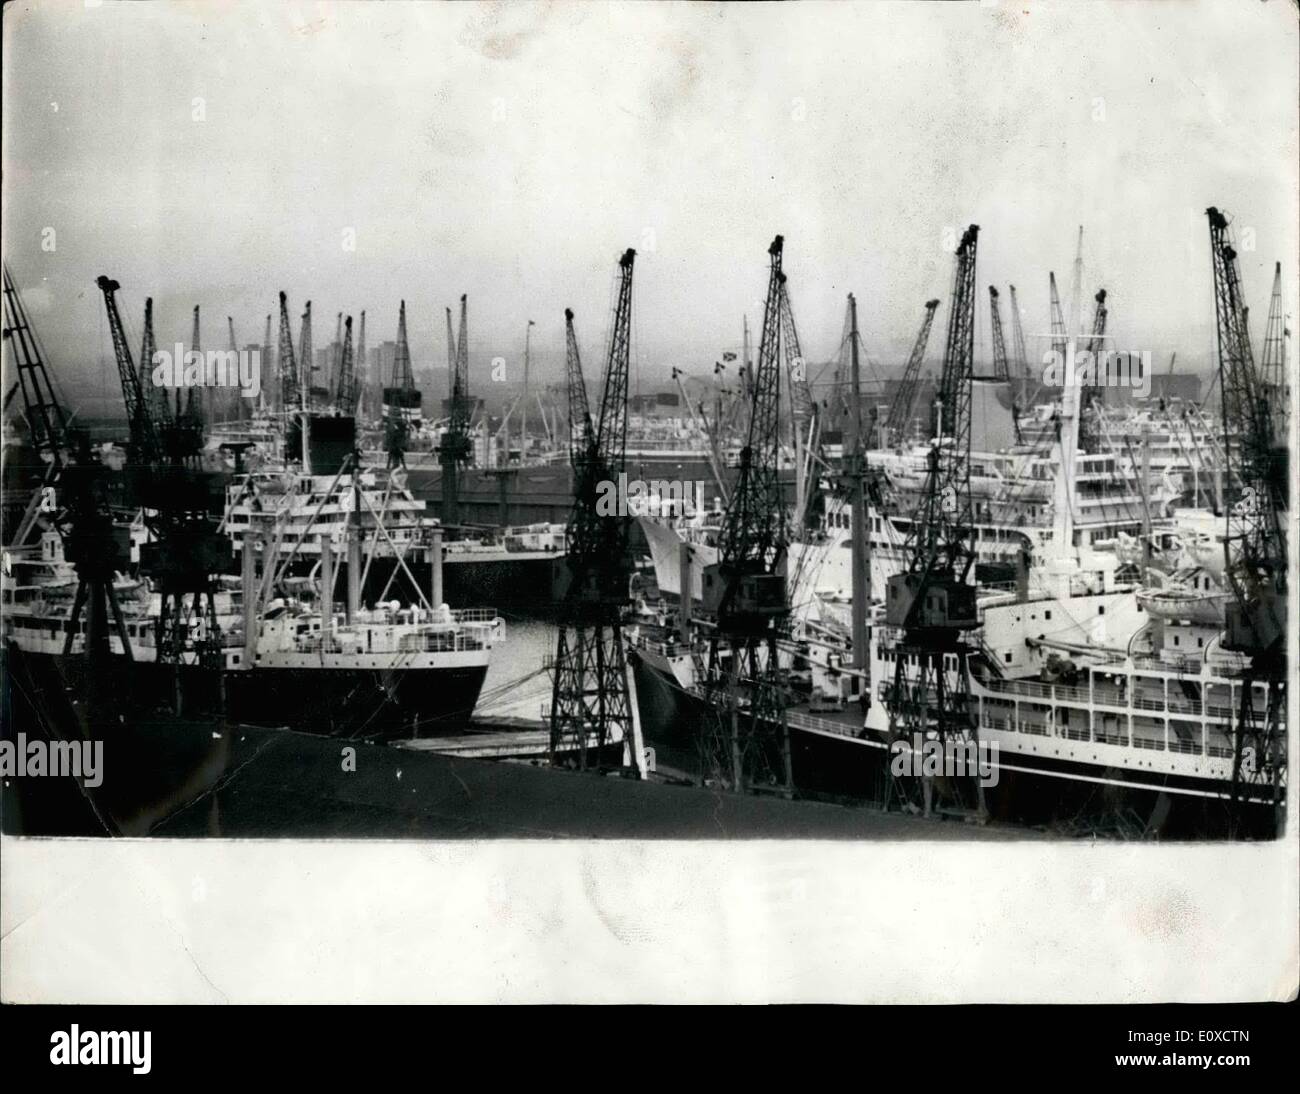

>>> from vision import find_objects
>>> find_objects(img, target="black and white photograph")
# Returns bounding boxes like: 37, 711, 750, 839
0, 0, 1296, 1017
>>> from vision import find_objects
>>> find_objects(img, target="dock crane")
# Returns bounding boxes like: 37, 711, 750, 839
306, 305, 330, 408
1260, 262, 1290, 440
2, 270, 134, 745
228, 316, 247, 423
356, 310, 367, 419
334, 315, 357, 416
883, 298, 941, 446
670, 365, 731, 506
1077, 288, 1108, 453
1206, 208, 1287, 827
383, 300, 419, 468
437, 295, 473, 526
827, 305, 861, 438
563, 307, 594, 463
97, 276, 229, 710
298, 301, 314, 411
987, 286, 1010, 381
141, 298, 169, 427
52, 430, 136, 703
261, 313, 273, 414
102, 279, 162, 467
988, 286, 1022, 446
3, 266, 71, 546
330, 312, 343, 403
778, 273, 819, 531
549, 249, 642, 774
1008, 284, 1030, 386
699, 235, 794, 795
277, 291, 300, 417
1048, 272, 1068, 376
185, 306, 202, 431
883, 225, 982, 816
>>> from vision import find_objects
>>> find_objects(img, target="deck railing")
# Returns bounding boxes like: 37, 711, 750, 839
638, 636, 693, 659
786, 709, 863, 740
452, 608, 499, 625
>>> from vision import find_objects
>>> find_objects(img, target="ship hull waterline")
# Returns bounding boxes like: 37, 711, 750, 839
11, 645, 489, 741
630, 650, 1282, 839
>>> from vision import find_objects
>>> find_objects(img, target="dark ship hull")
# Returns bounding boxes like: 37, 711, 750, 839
7, 643, 487, 742
630, 650, 1282, 839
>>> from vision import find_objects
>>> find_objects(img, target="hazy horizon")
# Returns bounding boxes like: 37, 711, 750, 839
4, 1, 1296, 411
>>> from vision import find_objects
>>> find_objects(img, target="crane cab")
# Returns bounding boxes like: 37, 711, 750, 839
885, 572, 978, 631
1223, 586, 1286, 655
702, 561, 786, 625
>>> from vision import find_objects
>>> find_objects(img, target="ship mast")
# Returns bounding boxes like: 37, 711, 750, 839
847, 293, 869, 684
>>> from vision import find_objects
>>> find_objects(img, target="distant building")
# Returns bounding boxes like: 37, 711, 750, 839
628, 392, 680, 415
441, 395, 486, 416
371, 341, 397, 385
1148, 373, 1201, 404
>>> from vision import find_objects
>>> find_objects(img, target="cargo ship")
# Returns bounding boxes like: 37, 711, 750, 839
2, 514, 504, 739
629, 391, 1285, 838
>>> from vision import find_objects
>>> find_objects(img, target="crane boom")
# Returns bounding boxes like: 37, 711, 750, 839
335, 315, 357, 414
227, 315, 242, 423
594, 251, 636, 473
779, 278, 814, 440
1008, 284, 1029, 380
298, 301, 313, 410
564, 308, 593, 466
437, 296, 473, 524
452, 295, 470, 436
988, 286, 1024, 444
2, 267, 69, 464
988, 286, 1009, 381
1008, 283, 1034, 409
1049, 272, 1067, 369
141, 297, 169, 426
331, 312, 342, 402
1077, 288, 1108, 453
383, 300, 414, 468
96, 276, 159, 465
277, 292, 299, 413
182, 305, 203, 427
717, 237, 786, 583
1260, 261, 1290, 438
778, 276, 821, 530
884, 298, 940, 444
3, 267, 72, 546
356, 310, 367, 417
261, 312, 272, 413
671, 366, 730, 506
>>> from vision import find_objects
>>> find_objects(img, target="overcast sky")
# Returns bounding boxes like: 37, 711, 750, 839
4, 0, 1297, 400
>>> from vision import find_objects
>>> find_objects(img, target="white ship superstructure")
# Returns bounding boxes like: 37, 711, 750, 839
224, 465, 435, 561
629, 374, 1285, 828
